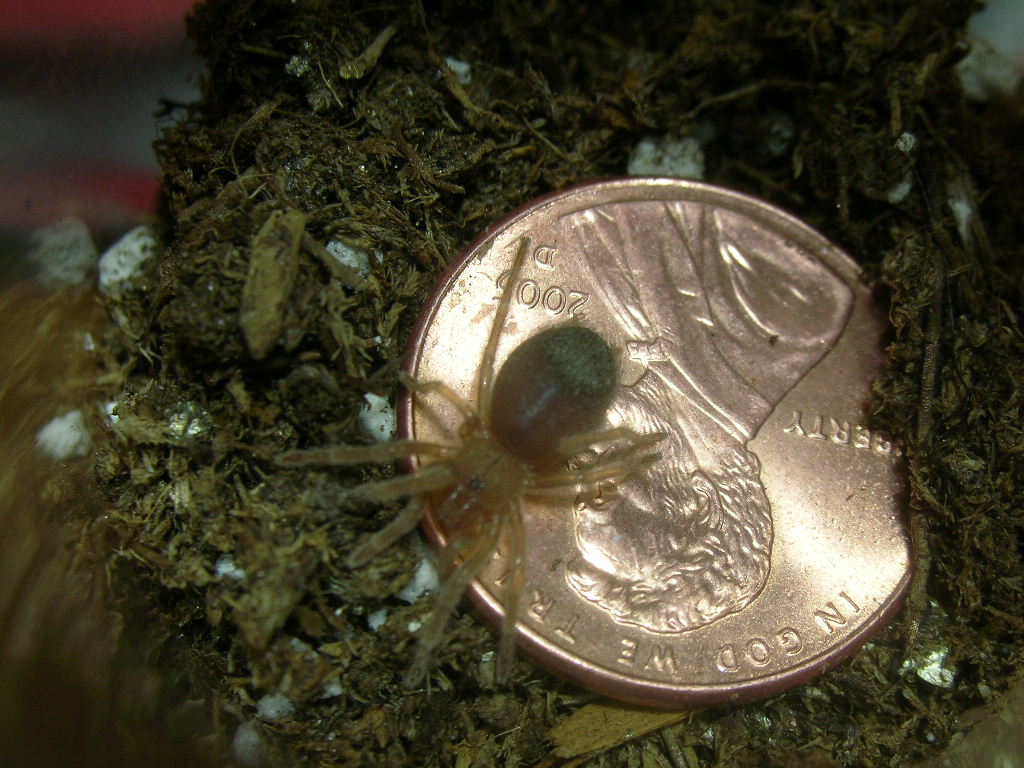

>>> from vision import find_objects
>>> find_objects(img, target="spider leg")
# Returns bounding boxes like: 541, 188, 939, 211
527, 449, 663, 489
403, 523, 501, 688
275, 439, 455, 467
496, 500, 525, 683
347, 495, 427, 568
431, 486, 484, 577
340, 461, 455, 502
476, 235, 532, 423
398, 372, 477, 423
558, 426, 667, 456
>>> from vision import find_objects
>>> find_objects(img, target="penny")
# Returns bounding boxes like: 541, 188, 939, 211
400, 178, 911, 707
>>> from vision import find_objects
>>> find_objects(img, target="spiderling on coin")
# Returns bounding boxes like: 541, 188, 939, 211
275, 236, 665, 687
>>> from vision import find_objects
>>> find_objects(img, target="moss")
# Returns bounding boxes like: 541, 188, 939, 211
91, 0, 1023, 765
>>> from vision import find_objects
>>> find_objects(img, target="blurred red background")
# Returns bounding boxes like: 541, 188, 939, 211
0, 0, 199, 232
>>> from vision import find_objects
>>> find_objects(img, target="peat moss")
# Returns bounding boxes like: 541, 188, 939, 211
92, 1, 1023, 765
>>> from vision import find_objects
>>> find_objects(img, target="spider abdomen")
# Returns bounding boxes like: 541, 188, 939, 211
489, 325, 617, 467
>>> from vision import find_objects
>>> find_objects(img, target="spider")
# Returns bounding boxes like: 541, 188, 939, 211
276, 236, 665, 687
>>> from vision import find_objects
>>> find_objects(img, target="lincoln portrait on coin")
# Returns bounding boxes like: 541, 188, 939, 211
561, 201, 853, 634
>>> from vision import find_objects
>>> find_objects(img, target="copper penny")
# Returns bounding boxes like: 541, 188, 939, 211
400, 178, 911, 706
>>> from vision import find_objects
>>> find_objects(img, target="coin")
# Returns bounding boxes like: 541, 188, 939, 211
400, 178, 911, 707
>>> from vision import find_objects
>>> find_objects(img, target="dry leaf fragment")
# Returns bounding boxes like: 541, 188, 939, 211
546, 701, 689, 761
339, 25, 397, 80
241, 209, 305, 360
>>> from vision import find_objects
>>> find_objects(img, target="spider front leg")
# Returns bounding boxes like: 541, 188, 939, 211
275, 430, 462, 565
276, 434, 458, 505
476, 235, 531, 421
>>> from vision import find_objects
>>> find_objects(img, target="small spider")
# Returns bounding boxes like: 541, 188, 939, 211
276, 236, 664, 686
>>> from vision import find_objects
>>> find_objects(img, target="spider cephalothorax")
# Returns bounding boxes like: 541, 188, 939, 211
276, 237, 664, 686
